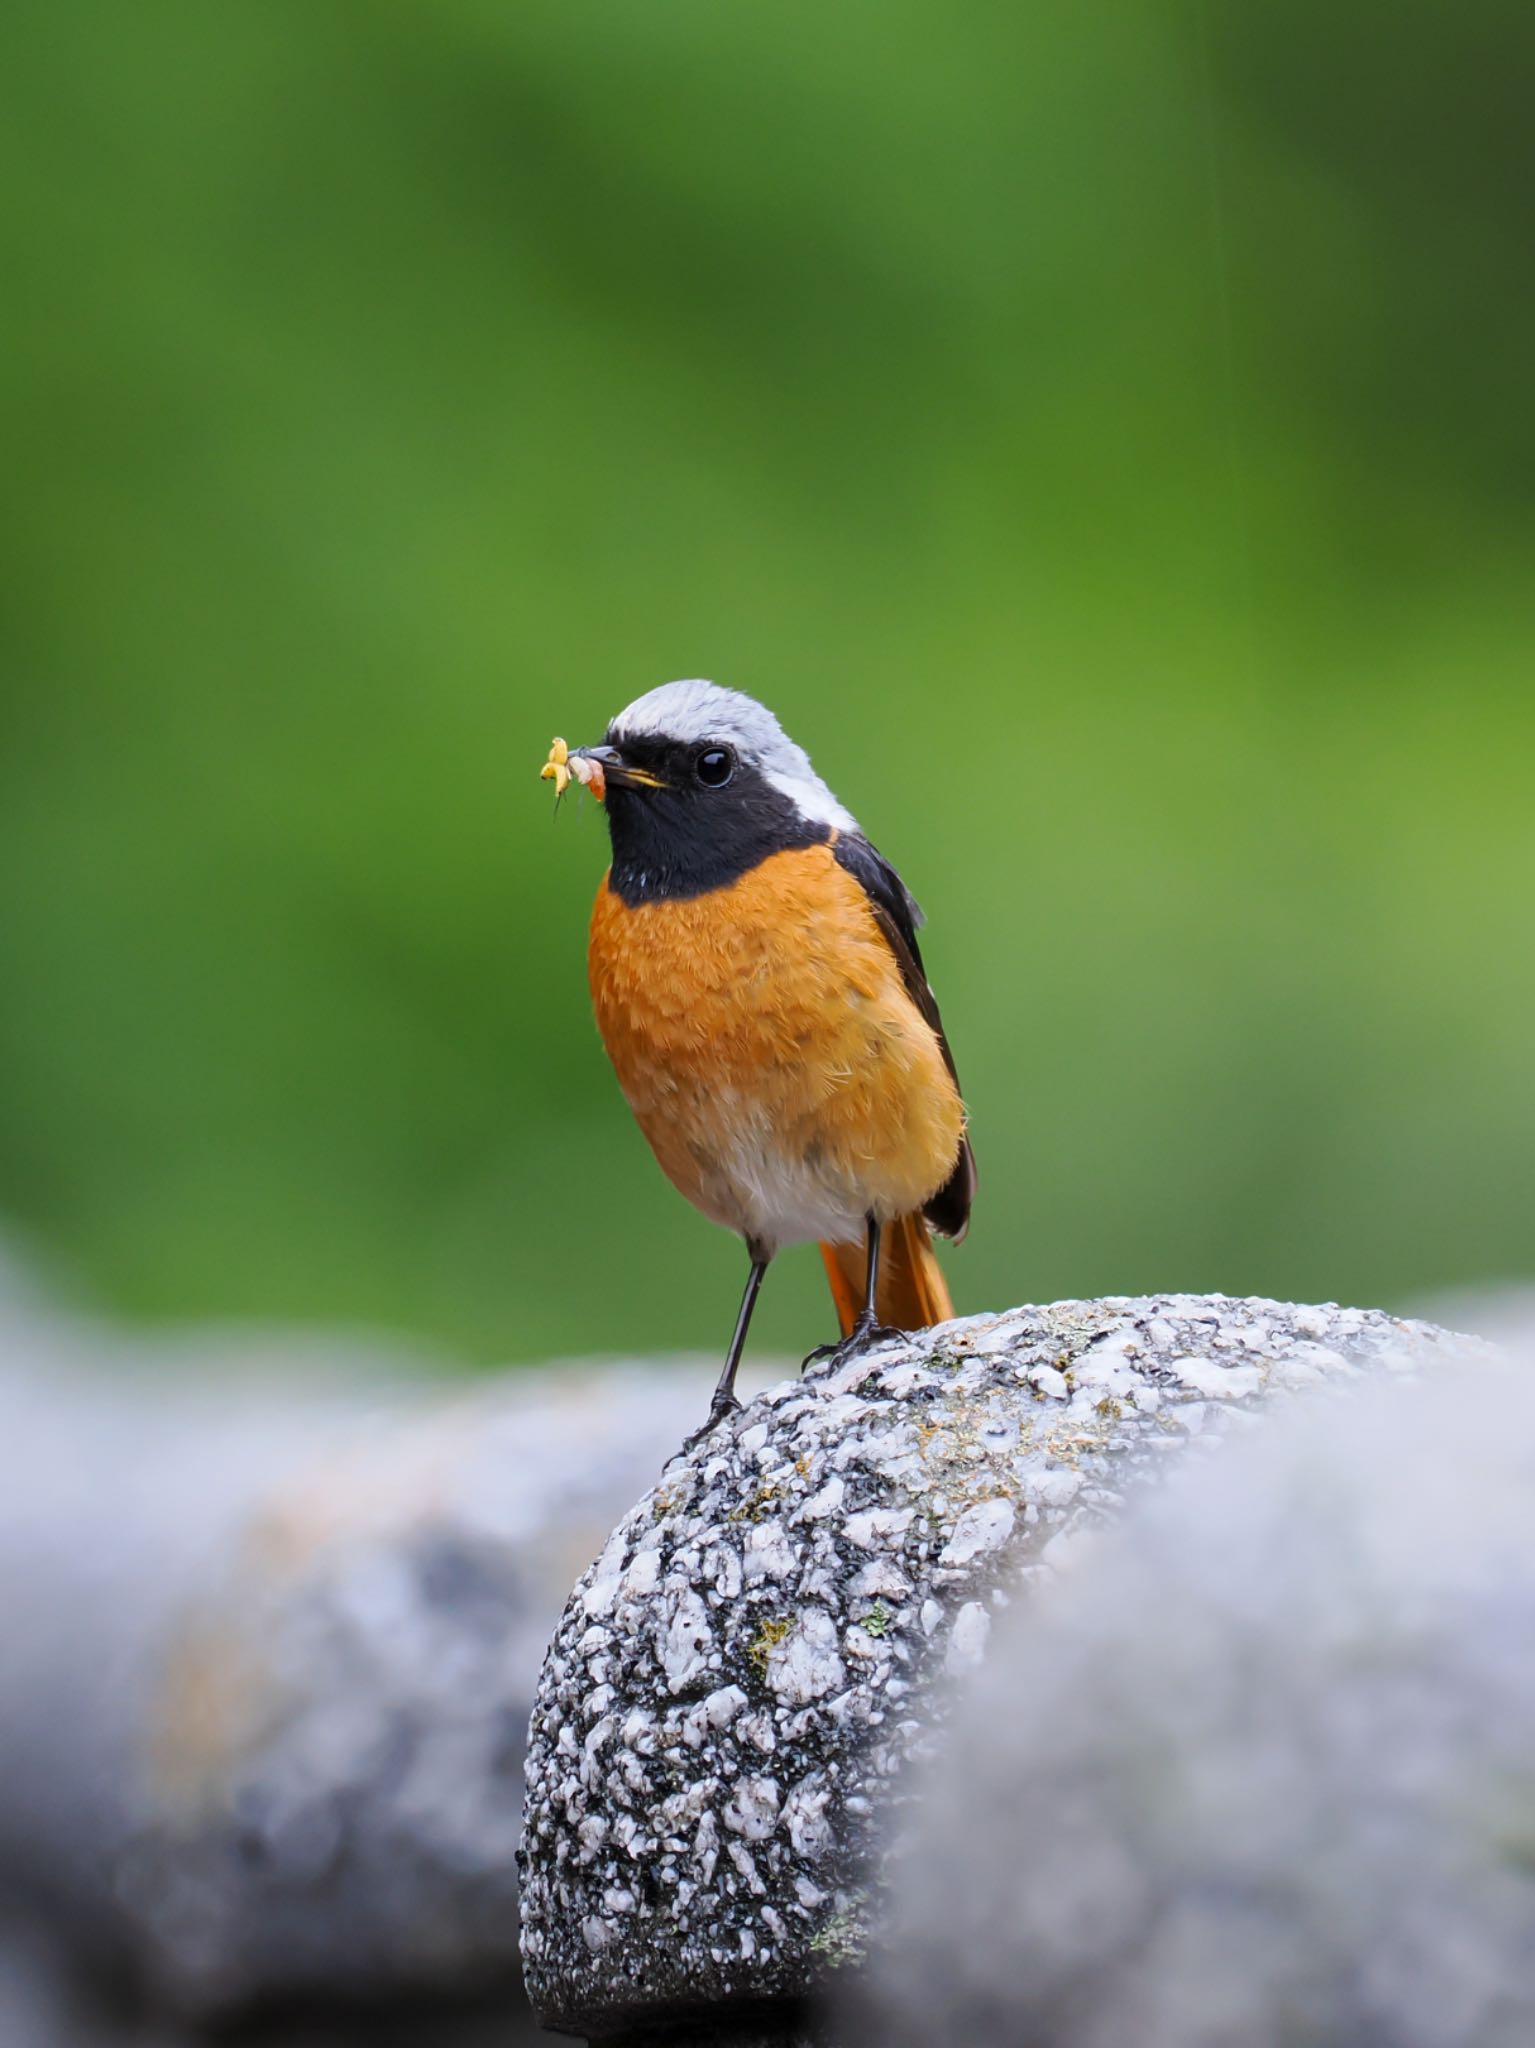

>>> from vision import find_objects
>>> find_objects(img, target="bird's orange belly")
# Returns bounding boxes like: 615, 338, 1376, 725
587, 843, 965, 1253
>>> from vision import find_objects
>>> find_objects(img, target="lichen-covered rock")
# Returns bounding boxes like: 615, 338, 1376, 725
518, 1294, 1477, 2038
856, 1345, 1535, 2048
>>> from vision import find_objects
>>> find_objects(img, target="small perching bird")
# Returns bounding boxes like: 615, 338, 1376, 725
542, 680, 975, 1439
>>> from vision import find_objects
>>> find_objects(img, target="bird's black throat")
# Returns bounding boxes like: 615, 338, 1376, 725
601, 740, 830, 905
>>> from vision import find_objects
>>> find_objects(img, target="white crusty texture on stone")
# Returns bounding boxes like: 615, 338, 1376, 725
518, 1293, 1483, 2036
861, 1344, 1535, 2048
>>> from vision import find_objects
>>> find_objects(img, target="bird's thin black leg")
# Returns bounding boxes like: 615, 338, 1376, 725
862, 1214, 882, 1324
686, 1254, 769, 1446
803, 1214, 904, 1370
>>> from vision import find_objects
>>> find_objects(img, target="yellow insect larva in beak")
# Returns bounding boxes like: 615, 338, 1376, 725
540, 736, 607, 803
540, 736, 573, 800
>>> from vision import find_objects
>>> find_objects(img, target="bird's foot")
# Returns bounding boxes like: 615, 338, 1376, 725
683, 1391, 742, 1451
802, 1315, 906, 1374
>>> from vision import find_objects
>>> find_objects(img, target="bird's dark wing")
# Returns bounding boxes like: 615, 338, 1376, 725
833, 832, 977, 1241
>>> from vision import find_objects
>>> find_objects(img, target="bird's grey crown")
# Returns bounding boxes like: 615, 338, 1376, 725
610, 680, 858, 833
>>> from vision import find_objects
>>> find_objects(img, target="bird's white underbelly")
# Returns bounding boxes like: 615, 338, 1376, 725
658, 1088, 871, 1255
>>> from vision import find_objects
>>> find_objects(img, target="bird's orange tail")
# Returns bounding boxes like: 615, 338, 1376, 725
819, 1212, 955, 1339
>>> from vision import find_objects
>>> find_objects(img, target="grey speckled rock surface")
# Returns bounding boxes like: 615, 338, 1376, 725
0, 1255, 719, 2032
518, 1294, 1481, 2040
857, 1347, 1535, 2048
114, 1367, 710, 2014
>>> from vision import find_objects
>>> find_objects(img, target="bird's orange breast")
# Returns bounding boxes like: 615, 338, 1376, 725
587, 842, 966, 1252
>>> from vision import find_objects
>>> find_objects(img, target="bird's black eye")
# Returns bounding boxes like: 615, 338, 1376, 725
694, 745, 735, 788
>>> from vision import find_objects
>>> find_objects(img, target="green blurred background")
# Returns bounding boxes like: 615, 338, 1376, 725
1, 1, 1530, 1366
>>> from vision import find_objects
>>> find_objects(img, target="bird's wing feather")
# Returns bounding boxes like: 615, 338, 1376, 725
832, 832, 977, 1240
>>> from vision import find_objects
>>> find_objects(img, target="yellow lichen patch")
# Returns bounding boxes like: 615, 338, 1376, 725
746, 1614, 793, 1678
729, 1477, 785, 1524
1039, 1424, 1111, 1468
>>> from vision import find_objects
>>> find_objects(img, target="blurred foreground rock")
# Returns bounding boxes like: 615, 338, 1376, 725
517, 1293, 1479, 2042
0, 1255, 717, 2042
5, 1260, 1513, 2048
858, 1346, 1535, 2048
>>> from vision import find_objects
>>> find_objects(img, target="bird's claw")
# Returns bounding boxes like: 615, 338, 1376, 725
683, 1392, 742, 1451
802, 1317, 905, 1373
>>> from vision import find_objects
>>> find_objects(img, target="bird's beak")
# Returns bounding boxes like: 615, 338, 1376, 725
570, 744, 669, 794
540, 736, 668, 800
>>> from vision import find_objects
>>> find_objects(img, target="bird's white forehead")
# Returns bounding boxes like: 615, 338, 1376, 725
609, 679, 858, 833
611, 679, 786, 753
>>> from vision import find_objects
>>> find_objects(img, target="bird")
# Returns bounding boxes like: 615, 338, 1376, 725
543, 680, 975, 1440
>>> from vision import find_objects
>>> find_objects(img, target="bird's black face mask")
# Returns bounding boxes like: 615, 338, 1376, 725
574, 733, 832, 906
